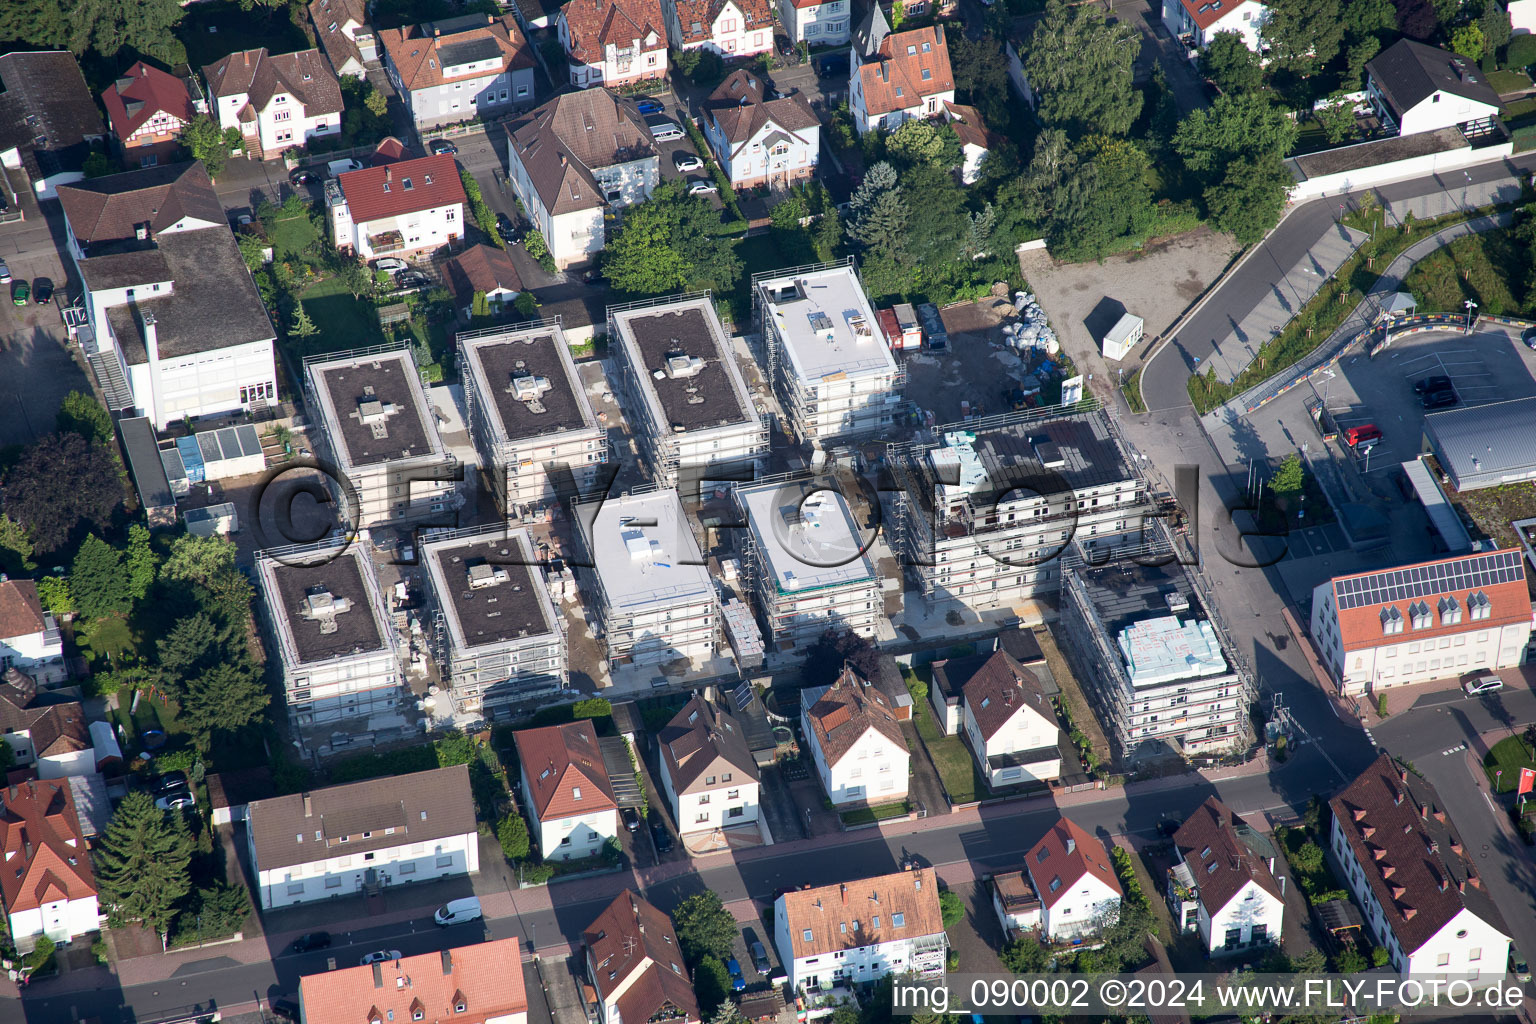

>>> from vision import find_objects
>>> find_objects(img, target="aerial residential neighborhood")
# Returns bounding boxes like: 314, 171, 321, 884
6, 0, 1536, 1023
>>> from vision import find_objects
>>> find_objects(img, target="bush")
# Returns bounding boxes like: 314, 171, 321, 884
572, 697, 613, 719
25, 935, 55, 974
519, 861, 555, 885
939, 890, 965, 928
497, 813, 530, 860
1507, 35, 1536, 69
523, 230, 557, 273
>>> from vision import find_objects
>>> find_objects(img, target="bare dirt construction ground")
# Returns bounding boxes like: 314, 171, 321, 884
905, 292, 1049, 424
1020, 227, 1238, 403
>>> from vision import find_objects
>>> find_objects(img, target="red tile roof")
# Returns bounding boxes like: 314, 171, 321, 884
705, 70, 818, 148
1176, 0, 1259, 32
443, 243, 524, 305
777, 867, 945, 960
0, 779, 97, 915
561, 0, 668, 65
960, 650, 1052, 741
514, 720, 617, 821
308, 0, 369, 74
379, 15, 534, 93
0, 580, 46, 639
804, 668, 905, 768
855, 26, 953, 117
584, 891, 700, 1024
102, 62, 196, 142
337, 153, 466, 224
1321, 549, 1531, 652
672, 0, 773, 46
943, 102, 1003, 152
1025, 817, 1122, 910
300, 937, 527, 1024
1172, 797, 1282, 916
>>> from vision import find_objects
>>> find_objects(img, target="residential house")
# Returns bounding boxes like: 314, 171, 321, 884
800, 667, 909, 807
101, 62, 201, 168
850, 25, 953, 135
504, 90, 660, 268
509, 0, 561, 32
255, 539, 402, 727
701, 70, 820, 190
778, 0, 852, 45
657, 696, 760, 836
1160, 0, 1268, 57
56, 162, 278, 426
442, 242, 524, 320
0, 780, 99, 950
0, 673, 92, 779
308, 0, 377, 79
245, 764, 479, 910
1330, 752, 1510, 982
0, 581, 65, 685
514, 720, 620, 860
0, 51, 108, 200
559, 0, 670, 88
663, 0, 774, 58
203, 48, 343, 159
773, 867, 946, 992
300, 939, 528, 1024
1168, 797, 1284, 953
1025, 817, 1123, 943
943, 102, 1000, 184
960, 650, 1063, 789
1309, 549, 1532, 697
205, 767, 276, 827
991, 870, 1042, 939
379, 14, 536, 133
1366, 39, 1502, 138
326, 152, 466, 259
584, 891, 701, 1024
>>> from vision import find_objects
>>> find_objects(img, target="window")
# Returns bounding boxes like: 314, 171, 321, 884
399, 862, 416, 874
436, 855, 454, 868
414, 1012, 424, 1021
1470, 948, 1482, 961
573, 786, 582, 800
326, 876, 342, 889
1037, 848, 1050, 863
803, 929, 814, 941
455, 1005, 466, 1014
706, 776, 717, 785
287, 882, 305, 895
1437, 953, 1451, 966
1048, 876, 1062, 893
872, 915, 880, 928
727, 789, 740, 799
699, 794, 711, 804
722, 773, 732, 782
697, 813, 710, 823
893, 912, 905, 926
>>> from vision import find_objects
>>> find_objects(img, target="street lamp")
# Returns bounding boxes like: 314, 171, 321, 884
1465, 299, 1478, 332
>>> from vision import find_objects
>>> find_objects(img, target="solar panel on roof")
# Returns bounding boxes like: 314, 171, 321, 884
1334, 551, 1523, 609
732, 681, 752, 711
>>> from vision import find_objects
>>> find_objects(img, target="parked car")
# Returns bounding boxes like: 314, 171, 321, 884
328, 157, 365, 176
750, 941, 770, 975
397, 271, 431, 290
673, 151, 704, 172
370, 257, 408, 274
496, 212, 519, 243
1463, 674, 1503, 696
727, 958, 746, 991
648, 120, 685, 142
0, 258, 10, 283
359, 949, 403, 967
429, 139, 458, 156
288, 169, 320, 187
155, 791, 194, 811
636, 98, 664, 115
1344, 423, 1382, 448
1525, 327, 1536, 351
1511, 947, 1532, 983
270, 998, 300, 1022
434, 897, 483, 926
1421, 387, 1458, 409
1413, 374, 1452, 394
11, 281, 27, 306
688, 179, 718, 195
154, 770, 189, 794
289, 931, 332, 954
32, 278, 53, 305
648, 813, 673, 853
815, 57, 842, 78
622, 806, 641, 832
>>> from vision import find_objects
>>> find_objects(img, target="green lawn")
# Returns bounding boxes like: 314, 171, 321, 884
177, 1, 310, 71
1504, 96, 1536, 125
1405, 229, 1524, 317
913, 701, 984, 805
1488, 69, 1534, 96
267, 213, 321, 260
1484, 735, 1536, 793
840, 800, 911, 827
297, 276, 385, 357
724, 233, 785, 328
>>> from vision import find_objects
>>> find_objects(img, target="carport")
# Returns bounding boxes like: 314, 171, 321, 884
598, 735, 643, 808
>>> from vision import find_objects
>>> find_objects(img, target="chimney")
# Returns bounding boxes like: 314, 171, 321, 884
1438, 877, 1449, 892
1457, 880, 1466, 893
435, 27, 441, 36
373, 963, 384, 988
141, 310, 160, 366
442, 950, 453, 975
1398, 768, 1408, 783
386, 166, 392, 182
841, 883, 847, 905
303, 793, 313, 817
244, 51, 251, 67
1418, 803, 1428, 818
1066, 837, 1076, 855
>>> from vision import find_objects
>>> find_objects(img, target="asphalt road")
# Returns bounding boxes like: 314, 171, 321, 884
1140, 153, 1536, 413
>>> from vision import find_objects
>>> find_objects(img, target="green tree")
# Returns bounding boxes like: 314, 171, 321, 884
1316, 95, 1358, 144
289, 302, 320, 340
95, 791, 193, 934
157, 613, 217, 692
939, 890, 965, 928
237, 232, 268, 272
471, 290, 491, 320
1292, 840, 1324, 873
886, 119, 952, 167
83, 152, 113, 179
1452, 23, 1485, 62
57, 390, 114, 447
709, 1001, 747, 1024
36, 576, 72, 616
1023, 0, 1143, 136
182, 117, 237, 180
949, 31, 1013, 127
1200, 31, 1264, 94
71, 534, 133, 619
497, 813, 530, 860
1173, 92, 1299, 179
602, 182, 742, 296
1345, 37, 1381, 90
1343, 0, 1396, 36
1480, 0, 1511, 59
1204, 155, 1293, 244
846, 162, 911, 259
673, 891, 737, 964
0, 513, 35, 574
72, 0, 188, 66
184, 880, 251, 938
125, 524, 156, 601
693, 955, 732, 1016
1271, 453, 1306, 497
1334, 944, 1367, 973
572, 697, 613, 719
1263, 0, 1344, 73
0, 0, 71, 49
1291, 948, 1328, 974
179, 659, 269, 746
161, 535, 238, 590
365, 86, 389, 119
1001, 934, 1049, 973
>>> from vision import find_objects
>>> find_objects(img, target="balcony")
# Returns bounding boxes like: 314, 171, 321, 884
795, 982, 859, 1021
367, 230, 405, 255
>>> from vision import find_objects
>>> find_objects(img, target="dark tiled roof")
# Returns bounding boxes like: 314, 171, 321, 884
0, 679, 88, 759
0, 580, 45, 639
659, 696, 758, 795
337, 154, 465, 224
202, 48, 343, 121
0, 51, 106, 180
584, 891, 700, 1024
805, 667, 904, 767
1172, 797, 1282, 917
205, 767, 276, 811
960, 650, 1051, 741
1329, 752, 1508, 955
443, 243, 524, 306
504, 90, 657, 216
58, 162, 225, 248
308, 0, 369, 74
705, 70, 817, 149
1367, 39, 1500, 117
247, 764, 476, 870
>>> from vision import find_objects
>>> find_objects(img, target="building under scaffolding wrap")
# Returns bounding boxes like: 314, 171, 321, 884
884, 402, 1156, 613
1057, 527, 1254, 761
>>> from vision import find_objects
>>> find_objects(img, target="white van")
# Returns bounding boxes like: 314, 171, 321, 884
433, 896, 483, 926
327, 158, 365, 177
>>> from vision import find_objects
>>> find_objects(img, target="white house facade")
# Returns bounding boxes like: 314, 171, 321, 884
1168, 798, 1284, 954
203, 48, 343, 160
801, 670, 909, 807
657, 696, 761, 836
559, 0, 670, 89
378, 14, 536, 132
0, 779, 99, 951
850, 26, 955, 135
664, 0, 774, 57
959, 651, 1063, 789
1161, 0, 1267, 55
702, 70, 820, 190
513, 720, 620, 860
778, 0, 851, 44
326, 154, 466, 260
1365, 39, 1502, 138
1026, 818, 1123, 943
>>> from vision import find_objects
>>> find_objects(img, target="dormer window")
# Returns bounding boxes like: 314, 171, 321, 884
1380, 605, 1403, 635
403, 178, 413, 190
1469, 590, 1492, 620
907, 44, 916, 54
1439, 596, 1462, 626
1409, 600, 1432, 630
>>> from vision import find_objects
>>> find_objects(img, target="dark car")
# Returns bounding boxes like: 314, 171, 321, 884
288, 168, 320, 187
290, 931, 332, 954
649, 814, 673, 853
1421, 387, 1458, 409
636, 98, 664, 115
1413, 374, 1452, 394
622, 806, 641, 832
32, 278, 53, 305
496, 212, 519, 243
154, 770, 189, 794
397, 271, 431, 290
750, 941, 770, 975
429, 139, 458, 156
816, 57, 844, 78
270, 998, 300, 1022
